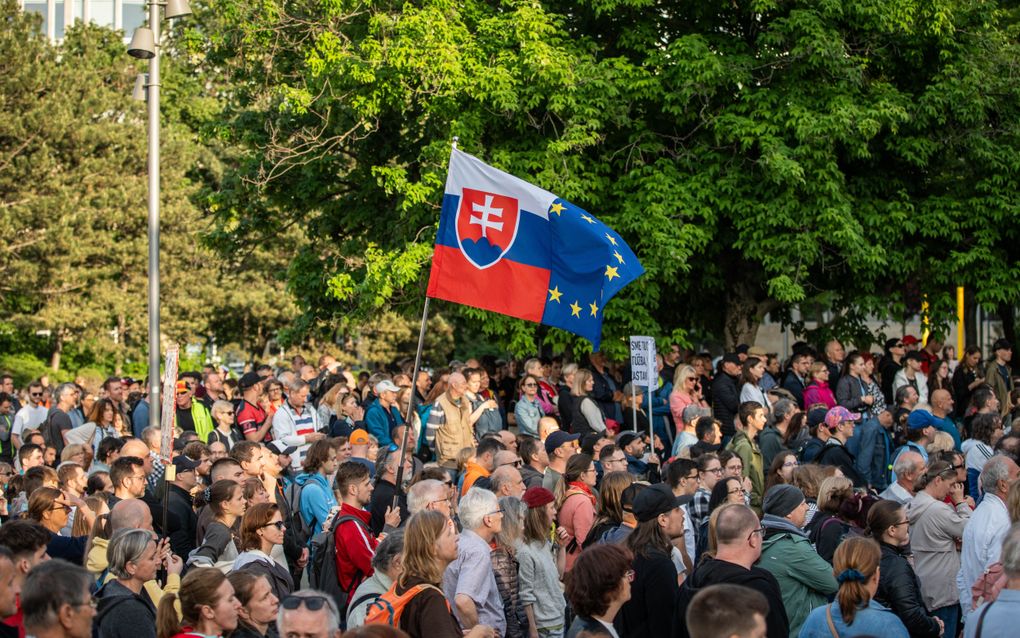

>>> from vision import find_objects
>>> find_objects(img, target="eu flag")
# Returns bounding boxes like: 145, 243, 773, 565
427, 148, 644, 349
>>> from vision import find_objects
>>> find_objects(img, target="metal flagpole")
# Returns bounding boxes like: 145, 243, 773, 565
647, 383, 654, 450
391, 137, 457, 510
392, 297, 430, 511
631, 382, 638, 432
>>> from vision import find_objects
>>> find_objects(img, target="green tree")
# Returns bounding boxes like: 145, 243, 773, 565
190, 0, 1020, 354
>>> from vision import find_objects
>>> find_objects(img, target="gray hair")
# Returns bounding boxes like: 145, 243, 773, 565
981, 455, 1014, 495
107, 528, 157, 579
493, 497, 525, 551
407, 479, 446, 514
55, 382, 77, 403
277, 589, 339, 632
562, 363, 579, 378
371, 529, 404, 573
458, 487, 499, 530
490, 466, 520, 495
140, 426, 161, 448
892, 451, 923, 477
772, 399, 797, 424
1002, 523, 1020, 578
22, 560, 92, 631
286, 377, 309, 394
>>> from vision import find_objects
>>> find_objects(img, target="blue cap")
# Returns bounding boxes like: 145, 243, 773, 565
906, 409, 938, 431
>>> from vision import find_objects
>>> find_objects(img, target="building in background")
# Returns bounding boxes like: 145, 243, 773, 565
18, 0, 145, 41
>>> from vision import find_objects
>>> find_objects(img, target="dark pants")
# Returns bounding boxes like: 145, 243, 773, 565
933, 603, 960, 638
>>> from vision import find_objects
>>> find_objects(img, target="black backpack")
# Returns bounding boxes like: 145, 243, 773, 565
309, 512, 367, 629
283, 481, 314, 548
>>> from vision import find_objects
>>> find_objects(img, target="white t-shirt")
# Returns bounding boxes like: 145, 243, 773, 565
12, 404, 48, 437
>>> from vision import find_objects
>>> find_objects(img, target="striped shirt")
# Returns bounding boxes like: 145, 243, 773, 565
271, 402, 321, 469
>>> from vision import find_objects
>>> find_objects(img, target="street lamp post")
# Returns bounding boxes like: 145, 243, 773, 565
127, 0, 191, 430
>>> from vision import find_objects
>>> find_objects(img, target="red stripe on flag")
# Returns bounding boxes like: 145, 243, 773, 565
427, 245, 550, 322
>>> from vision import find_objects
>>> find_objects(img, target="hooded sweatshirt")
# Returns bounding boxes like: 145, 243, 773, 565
86, 537, 181, 608
758, 514, 838, 636
233, 550, 295, 602
678, 556, 789, 638
95, 579, 157, 638
296, 472, 337, 536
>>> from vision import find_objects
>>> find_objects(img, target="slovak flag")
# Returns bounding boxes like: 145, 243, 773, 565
427, 148, 644, 349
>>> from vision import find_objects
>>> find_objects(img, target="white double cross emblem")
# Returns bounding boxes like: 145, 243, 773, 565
469, 194, 504, 238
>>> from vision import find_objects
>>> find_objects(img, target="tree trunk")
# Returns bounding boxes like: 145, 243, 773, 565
723, 280, 781, 349
998, 301, 1017, 374
50, 331, 63, 372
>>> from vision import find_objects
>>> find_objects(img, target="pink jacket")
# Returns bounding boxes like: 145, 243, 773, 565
803, 381, 836, 409
669, 391, 706, 430
558, 492, 595, 572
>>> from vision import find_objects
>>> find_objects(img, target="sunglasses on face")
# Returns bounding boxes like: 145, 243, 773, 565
262, 521, 286, 530
30, 393, 42, 398
281, 595, 331, 612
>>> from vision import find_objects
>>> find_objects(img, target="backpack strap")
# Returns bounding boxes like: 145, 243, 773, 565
974, 600, 995, 638
824, 604, 839, 638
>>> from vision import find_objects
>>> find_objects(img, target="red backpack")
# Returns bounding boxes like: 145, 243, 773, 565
970, 562, 1006, 611
364, 582, 449, 627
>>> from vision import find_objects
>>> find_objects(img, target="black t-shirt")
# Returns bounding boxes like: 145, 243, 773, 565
397, 577, 461, 638
176, 406, 196, 433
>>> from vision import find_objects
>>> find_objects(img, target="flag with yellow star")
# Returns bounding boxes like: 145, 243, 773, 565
427, 148, 644, 349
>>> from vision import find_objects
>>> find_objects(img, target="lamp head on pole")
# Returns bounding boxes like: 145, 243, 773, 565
165, 0, 192, 18
132, 74, 148, 101
127, 26, 156, 59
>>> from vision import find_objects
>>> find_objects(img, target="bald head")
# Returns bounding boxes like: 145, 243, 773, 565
490, 466, 524, 498
407, 479, 447, 514
120, 439, 148, 459
931, 389, 953, 416
110, 498, 153, 532
715, 504, 759, 546
493, 450, 518, 468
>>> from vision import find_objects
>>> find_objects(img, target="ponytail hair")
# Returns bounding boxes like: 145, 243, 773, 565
158, 567, 230, 638
193, 479, 240, 517
832, 537, 881, 625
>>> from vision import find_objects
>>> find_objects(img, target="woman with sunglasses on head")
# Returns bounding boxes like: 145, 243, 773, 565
386, 510, 495, 638
867, 499, 943, 638
96, 528, 177, 638
233, 503, 294, 601
226, 572, 279, 638
157, 567, 242, 638
905, 461, 972, 638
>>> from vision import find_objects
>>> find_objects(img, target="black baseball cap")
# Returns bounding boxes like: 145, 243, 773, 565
632, 483, 693, 523
172, 455, 202, 474
238, 372, 262, 391
807, 407, 829, 431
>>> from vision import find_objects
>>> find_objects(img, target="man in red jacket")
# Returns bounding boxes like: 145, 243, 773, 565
333, 461, 399, 596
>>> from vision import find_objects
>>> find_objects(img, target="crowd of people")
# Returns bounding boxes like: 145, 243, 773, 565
0, 332, 1017, 638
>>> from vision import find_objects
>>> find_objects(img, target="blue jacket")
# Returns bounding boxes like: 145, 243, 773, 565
364, 401, 402, 450
296, 472, 337, 536
799, 599, 908, 638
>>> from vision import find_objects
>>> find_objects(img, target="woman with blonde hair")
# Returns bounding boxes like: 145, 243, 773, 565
208, 400, 243, 450
802, 362, 837, 410
669, 364, 707, 428
156, 567, 241, 638
799, 537, 908, 637
569, 370, 606, 436
806, 475, 855, 563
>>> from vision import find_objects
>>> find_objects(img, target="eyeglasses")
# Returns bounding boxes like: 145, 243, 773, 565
281, 595, 331, 612
429, 498, 453, 508
703, 467, 723, 475
522, 383, 537, 388
70, 597, 98, 610
747, 526, 766, 541
727, 487, 744, 496
50, 503, 72, 513
498, 460, 523, 468
895, 343, 904, 348
262, 521, 286, 530
684, 473, 699, 482
607, 456, 627, 464
30, 392, 43, 397
892, 520, 910, 527
486, 509, 504, 518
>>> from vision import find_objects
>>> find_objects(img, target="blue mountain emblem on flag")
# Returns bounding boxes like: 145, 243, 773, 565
461, 237, 505, 267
